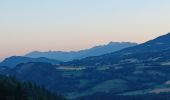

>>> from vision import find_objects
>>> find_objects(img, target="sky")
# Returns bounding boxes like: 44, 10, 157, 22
0, 0, 170, 60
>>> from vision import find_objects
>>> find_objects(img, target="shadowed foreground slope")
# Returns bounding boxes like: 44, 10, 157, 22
0, 75, 66, 100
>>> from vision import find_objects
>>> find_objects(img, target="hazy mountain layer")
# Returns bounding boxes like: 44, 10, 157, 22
25, 42, 137, 61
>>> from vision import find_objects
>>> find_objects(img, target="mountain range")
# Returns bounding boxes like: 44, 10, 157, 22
62, 33, 170, 66
25, 42, 137, 61
1, 33, 170, 99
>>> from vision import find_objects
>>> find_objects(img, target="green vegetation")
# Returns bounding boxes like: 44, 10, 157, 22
0, 75, 66, 100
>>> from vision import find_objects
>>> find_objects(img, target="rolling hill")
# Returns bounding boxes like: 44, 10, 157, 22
0, 56, 61, 68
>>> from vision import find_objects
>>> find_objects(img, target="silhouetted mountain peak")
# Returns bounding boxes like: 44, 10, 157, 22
118, 32, 170, 53
150, 32, 170, 43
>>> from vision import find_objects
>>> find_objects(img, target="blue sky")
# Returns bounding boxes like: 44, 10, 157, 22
0, 0, 170, 59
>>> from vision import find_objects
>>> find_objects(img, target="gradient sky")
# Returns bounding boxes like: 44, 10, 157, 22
0, 0, 170, 60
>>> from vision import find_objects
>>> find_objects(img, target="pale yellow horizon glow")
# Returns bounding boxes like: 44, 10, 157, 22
0, 31, 167, 60
0, 0, 170, 60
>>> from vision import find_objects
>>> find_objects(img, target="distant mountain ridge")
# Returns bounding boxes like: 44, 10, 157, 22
0, 56, 61, 68
25, 42, 137, 61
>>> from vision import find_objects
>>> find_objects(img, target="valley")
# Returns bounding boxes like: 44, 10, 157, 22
1, 33, 170, 99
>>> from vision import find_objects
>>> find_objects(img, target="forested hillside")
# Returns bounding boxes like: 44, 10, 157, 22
0, 75, 66, 100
